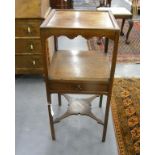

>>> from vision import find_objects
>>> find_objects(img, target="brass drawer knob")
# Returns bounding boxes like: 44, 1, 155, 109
30, 44, 34, 50
27, 26, 31, 34
32, 60, 36, 65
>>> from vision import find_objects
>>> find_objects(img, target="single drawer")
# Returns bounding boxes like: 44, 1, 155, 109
15, 19, 42, 37
15, 38, 42, 54
48, 81, 108, 94
15, 55, 43, 69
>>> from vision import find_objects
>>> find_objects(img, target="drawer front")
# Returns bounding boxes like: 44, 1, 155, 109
16, 55, 43, 69
15, 20, 42, 37
15, 38, 42, 54
15, 68, 43, 74
48, 81, 108, 94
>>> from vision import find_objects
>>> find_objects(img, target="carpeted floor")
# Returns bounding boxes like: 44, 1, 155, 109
111, 78, 140, 155
87, 20, 140, 63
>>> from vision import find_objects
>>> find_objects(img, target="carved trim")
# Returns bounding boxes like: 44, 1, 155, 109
41, 33, 115, 41
52, 35, 115, 40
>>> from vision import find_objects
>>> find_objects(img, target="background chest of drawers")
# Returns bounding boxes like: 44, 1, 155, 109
50, 0, 73, 9
15, 0, 51, 74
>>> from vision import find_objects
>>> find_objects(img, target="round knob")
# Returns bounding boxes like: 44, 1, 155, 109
30, 44, 34, 50
32, 60, 36, 65
27, 26, 31, 34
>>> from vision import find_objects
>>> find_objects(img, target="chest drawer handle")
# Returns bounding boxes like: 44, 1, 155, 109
32, 60, 36, 65
27, 26, 31, 34
30, 44, 34, 50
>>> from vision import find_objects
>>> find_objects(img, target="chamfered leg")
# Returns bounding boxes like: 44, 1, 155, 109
54, 36, 62, 107
99, 95, 103, 108
104, 38, 109, 53
58, 93, 62, 106
47, 91, 56, 140
120, 18, 126, 36
102, 95, 111, 142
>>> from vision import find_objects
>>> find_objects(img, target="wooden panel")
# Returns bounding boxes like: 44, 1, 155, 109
16, 55, 43, 68
15, 0, 50, 75
48, 80, 108, 94
47, 36, 55, 63
48, 50, 110, 82
41, 10, 119, 39
41, 0, 51, 18
45, 10, 119, 30
16, 0, 50, 18
15, 19, 42, 37
15, 68, 43, 74
15, 38, 41, 54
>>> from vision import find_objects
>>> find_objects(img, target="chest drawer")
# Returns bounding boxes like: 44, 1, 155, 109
15, 38, 42, 54
48, 81, 108, 94
15, 19, 42, 37
16, 55, 43, 68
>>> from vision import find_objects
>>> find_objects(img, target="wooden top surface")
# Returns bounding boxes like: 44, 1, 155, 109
97, 7, 132, 17
48, 50, 110, 82
15, 0, 50, 18
41, 10, 119, 30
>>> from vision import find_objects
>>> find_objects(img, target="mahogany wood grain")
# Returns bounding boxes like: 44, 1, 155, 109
15, 55, 43, 74
15, 38, 42, 54
15, 19, 42, 37
48, 80, 109, 94
40, 9, 120, 141
15, 0, 51, 74
48, 50, 110, 82
16, 55, 43, 68
46, 11, 115, 29
15, 0, 50, 18
41, 10, 119, 40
